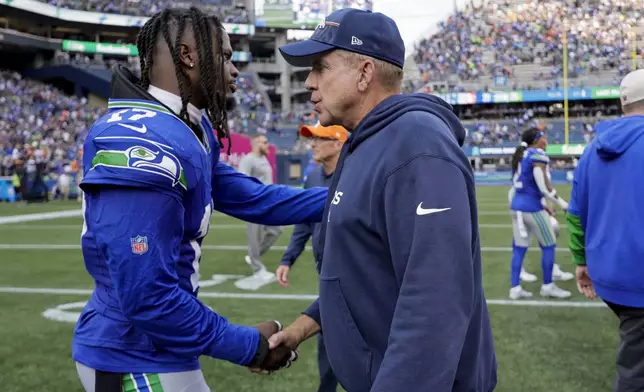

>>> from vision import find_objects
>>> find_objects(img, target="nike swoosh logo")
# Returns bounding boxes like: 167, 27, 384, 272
416, 203, 451, 216
119, 123, 147, 133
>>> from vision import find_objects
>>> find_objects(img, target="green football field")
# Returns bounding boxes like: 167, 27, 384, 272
0, 185, 620, 392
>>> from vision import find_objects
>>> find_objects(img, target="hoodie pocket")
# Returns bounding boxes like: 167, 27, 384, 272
319, 276, 374, 392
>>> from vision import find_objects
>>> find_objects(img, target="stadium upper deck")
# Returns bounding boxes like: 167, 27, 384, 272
412, 0, 643, 93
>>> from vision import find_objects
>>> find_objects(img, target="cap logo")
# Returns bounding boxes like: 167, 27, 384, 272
351, 36, 363, 46
316, 20, 340, 29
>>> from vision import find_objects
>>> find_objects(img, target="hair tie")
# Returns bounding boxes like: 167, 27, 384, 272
520, 141, 528, 147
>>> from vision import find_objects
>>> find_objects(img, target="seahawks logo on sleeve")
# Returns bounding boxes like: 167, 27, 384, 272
90, 136, 188, 190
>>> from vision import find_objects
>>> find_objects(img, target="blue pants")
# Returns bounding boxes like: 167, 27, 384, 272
317, 333, 338, 392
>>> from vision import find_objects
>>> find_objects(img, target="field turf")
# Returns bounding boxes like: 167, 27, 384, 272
0, 185, 619, 392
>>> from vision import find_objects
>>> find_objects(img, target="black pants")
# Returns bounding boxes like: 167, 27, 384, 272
317, 333, 338, 392
606, 301, 644, 392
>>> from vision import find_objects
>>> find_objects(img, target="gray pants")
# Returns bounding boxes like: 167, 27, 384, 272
606, 301, 644, 392
76, 362, 210, 392
511, 210, 557, 248
246, 223, 282, 272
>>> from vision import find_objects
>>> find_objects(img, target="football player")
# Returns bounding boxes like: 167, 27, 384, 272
73, 8, 325, 392
508, 128, 571, 300
508, 167, 574, 283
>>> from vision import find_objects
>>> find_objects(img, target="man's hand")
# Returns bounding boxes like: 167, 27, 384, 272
255, 320, 281, 339
268, 326, 305, 352
250, 320, 299, 374
276, 265, 291, 287
250, 314, 320, 375
575, 266, 596, 300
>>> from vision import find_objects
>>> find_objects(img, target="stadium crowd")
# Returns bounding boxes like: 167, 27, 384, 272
42, 0, 251, 23
413, 0, 639, 88
0, 70, 102, 200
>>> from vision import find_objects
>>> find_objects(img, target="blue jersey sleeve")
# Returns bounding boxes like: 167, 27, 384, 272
211, 161, 328, 225
81, 125, 192, 199
528, 149, 550, 165
87, 186, 259, 365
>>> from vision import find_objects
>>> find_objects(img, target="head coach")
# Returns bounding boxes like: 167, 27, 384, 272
257, 8, 497, 392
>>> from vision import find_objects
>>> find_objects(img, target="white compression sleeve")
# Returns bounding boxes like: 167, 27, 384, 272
533, 166, 569, 210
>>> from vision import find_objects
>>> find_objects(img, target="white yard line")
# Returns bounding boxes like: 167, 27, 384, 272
0, 286, 605, 308
0, 223, 566, 230
0, 244, 572, 252
0, 224, 248, 230
0, 210, 82, 225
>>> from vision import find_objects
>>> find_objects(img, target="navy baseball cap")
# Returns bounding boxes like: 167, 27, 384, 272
279, 8, 405, 69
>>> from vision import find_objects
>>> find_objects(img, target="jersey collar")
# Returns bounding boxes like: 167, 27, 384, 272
147, 85, 203, 127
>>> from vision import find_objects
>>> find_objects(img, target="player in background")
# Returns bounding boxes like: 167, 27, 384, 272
73, 8, 325, 391
236, 134, 282, 290
508, 163, 574, 283
508, 128, 571, 300
276, 123, 347, 392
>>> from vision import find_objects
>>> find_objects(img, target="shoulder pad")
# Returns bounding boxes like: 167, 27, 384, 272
81, 122, 193, 197
527, 148, 550, 163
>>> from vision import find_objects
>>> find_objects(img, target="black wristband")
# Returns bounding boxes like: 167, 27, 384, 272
248, 334, 270, 368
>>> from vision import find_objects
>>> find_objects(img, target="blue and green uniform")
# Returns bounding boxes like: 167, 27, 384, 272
510, 147, 556, 286
74, 94, 327, 390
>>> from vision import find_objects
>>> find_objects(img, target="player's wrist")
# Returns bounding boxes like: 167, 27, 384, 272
248, 333, 270, 368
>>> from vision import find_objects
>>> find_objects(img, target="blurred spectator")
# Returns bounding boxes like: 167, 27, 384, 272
42, 0, 250, 23
412, 0, 640, 91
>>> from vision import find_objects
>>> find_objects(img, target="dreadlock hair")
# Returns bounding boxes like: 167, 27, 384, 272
135, 6, 231, 151
511, 127, 545, 175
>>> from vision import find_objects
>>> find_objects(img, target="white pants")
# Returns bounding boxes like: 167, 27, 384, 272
76, 362, 210, 392
511, 210, 557, 248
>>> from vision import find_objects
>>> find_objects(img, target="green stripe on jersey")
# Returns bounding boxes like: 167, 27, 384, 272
531, 154, 549, 163
91, 151, 128, 169
122, 374, 138, 392
108, 100, 171, 115
145, 373, 164, 392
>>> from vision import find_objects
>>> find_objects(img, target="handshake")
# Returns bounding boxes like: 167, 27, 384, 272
248, 320, 302, 374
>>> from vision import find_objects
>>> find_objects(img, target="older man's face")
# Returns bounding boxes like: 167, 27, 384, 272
305, 51, 359, 127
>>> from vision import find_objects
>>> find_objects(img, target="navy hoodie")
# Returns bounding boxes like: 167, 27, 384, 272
568, 115, 644, 308
304, 94, 497, 392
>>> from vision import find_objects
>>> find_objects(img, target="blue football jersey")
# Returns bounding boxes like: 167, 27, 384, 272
510, 147, 549, 212
73, 98, 328, 373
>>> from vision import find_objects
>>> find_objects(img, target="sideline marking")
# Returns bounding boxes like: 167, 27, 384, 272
0, 210, 82, 225
0, 244, 572, 252
0, 286, 607, 309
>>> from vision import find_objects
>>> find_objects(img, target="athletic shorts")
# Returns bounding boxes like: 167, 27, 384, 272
76, 362, 210, 392
511, 210, 557, 248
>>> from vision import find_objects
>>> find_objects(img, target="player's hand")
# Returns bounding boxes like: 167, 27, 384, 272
250, 321, 299, 374
575, 266, 596, 300
255, 320, 282, 339
545, 205, 555, 216
276, 265, 291, 287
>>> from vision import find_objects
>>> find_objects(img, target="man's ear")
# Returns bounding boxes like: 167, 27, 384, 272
357, 59, 376, 93
178, 42, 195, 70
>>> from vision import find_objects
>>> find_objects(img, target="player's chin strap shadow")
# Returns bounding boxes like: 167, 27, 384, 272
94, 370, 122, 392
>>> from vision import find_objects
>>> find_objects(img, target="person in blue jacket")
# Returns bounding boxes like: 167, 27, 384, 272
276, 123, 347, 392
73, 8, 325, 392
567, 69, 644, 392
258, 8, 497, 392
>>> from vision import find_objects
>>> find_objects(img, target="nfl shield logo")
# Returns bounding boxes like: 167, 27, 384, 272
131, 235, 148, 255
